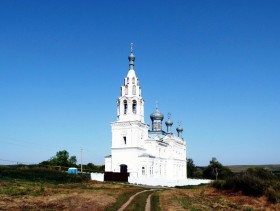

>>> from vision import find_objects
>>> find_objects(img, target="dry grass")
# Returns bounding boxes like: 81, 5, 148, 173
158, 185, 280, 211
1, 179, 280, 211
0, 179, 143, 211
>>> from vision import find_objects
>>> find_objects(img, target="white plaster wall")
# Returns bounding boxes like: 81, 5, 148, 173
111, 147, 145, 174
105, 157, 112, 172
90, 173, 211, 188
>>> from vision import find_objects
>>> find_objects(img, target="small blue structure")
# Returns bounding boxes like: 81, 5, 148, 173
68, 167, 77, 174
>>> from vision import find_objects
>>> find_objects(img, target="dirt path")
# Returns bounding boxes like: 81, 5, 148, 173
144, 191, 154, 211
117, 189, 157, 211
117, 190, 150, 211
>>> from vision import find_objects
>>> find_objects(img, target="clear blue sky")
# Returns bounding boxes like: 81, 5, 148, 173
0, 0, 279, 166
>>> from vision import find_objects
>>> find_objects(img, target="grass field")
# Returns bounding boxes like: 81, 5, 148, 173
1, 179, 280, 210
0, 179, 144, 210
1, 166, 280, 210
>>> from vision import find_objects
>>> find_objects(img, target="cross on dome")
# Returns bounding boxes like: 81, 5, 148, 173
130, 43, 134, 53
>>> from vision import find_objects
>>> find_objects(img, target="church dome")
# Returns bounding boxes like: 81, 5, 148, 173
150, 108, 164, 121
165, 118, 173, 126
176, 126, 183, 132
128, 52, 135, 61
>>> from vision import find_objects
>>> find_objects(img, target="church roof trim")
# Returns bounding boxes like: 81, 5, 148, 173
138, 153, 155, 158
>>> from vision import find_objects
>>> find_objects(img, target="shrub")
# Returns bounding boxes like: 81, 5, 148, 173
246, 167, 276, 181
212, 180, 225, 190
266, 187, 280, 204
0, 166, 90, 183
212, 167, 280, 202
240, 174, 266, 196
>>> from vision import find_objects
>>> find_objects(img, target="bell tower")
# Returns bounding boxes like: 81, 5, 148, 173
108, 45, 149, 174
117, 44, 144, 123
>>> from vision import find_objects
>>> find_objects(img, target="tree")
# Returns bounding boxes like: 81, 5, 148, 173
40, 150, 77, 167
187, 158, 196, 178
68, 156, 77, 167
187, 158, 203, 178
203, 157, 233, 180
86, 163, 105, 172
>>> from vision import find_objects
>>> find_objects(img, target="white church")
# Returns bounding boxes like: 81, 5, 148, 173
104, 46, 187, 181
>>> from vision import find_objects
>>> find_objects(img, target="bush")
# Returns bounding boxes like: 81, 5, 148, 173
0, 166, 90, 183
240, 174, 266, 196
212, 180, 226, 190
212, 167, 280, 203
247, 167, 277, 181
266, 187, 280, 204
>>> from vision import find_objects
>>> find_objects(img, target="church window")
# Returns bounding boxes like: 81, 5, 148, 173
132, 100, 137, 114
150, 166, 153, 175
132, 85, 136, 95
127, 77, 129, 84
132, 77, 135, 84
142, 167, 145, 175
125, 85, 128, 95
124, 100, 128, 114
123, 136, 126, 145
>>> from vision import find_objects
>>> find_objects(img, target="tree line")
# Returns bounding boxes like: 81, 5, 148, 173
188, 157, 280, 204
187, 157, 233, 180
39, 150, 105, 173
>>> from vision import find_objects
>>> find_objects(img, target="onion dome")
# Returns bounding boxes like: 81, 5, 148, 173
128, 52, 135, 61
165, 118, 173, 126
165, 114, 173, 134
176, 126, 183, 133
150, 108, 164, 121
176, 125, 184, 138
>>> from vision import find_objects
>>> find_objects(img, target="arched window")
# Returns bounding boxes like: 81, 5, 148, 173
124, 100, 127, 114
132, 100, 137, 114
125, 85, 128, 95
142, 167, 145, 175
127, 77, 129, 84
132, 77, 135, 84
132, 85, 136, 95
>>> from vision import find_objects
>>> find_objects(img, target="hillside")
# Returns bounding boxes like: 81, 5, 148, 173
226, 164, 280, 173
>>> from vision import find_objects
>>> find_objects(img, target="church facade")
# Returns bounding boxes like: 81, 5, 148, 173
105, 48, 187, 180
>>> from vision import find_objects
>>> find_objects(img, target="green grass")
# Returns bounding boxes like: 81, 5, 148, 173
151, 191, 161, 211
105, 188, 145, 211
175, 183, 207, 189
125, 190, 153, 211
175, 195, 204, 211
0, 180, 47, 196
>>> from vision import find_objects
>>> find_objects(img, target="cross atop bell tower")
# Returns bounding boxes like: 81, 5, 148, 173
128, 43, 135, 70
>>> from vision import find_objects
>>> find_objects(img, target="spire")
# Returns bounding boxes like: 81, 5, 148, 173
128, 43, 135, 70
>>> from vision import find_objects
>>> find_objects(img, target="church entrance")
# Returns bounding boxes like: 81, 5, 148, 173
120, 164, 128, 173
104, 164, 129, 182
